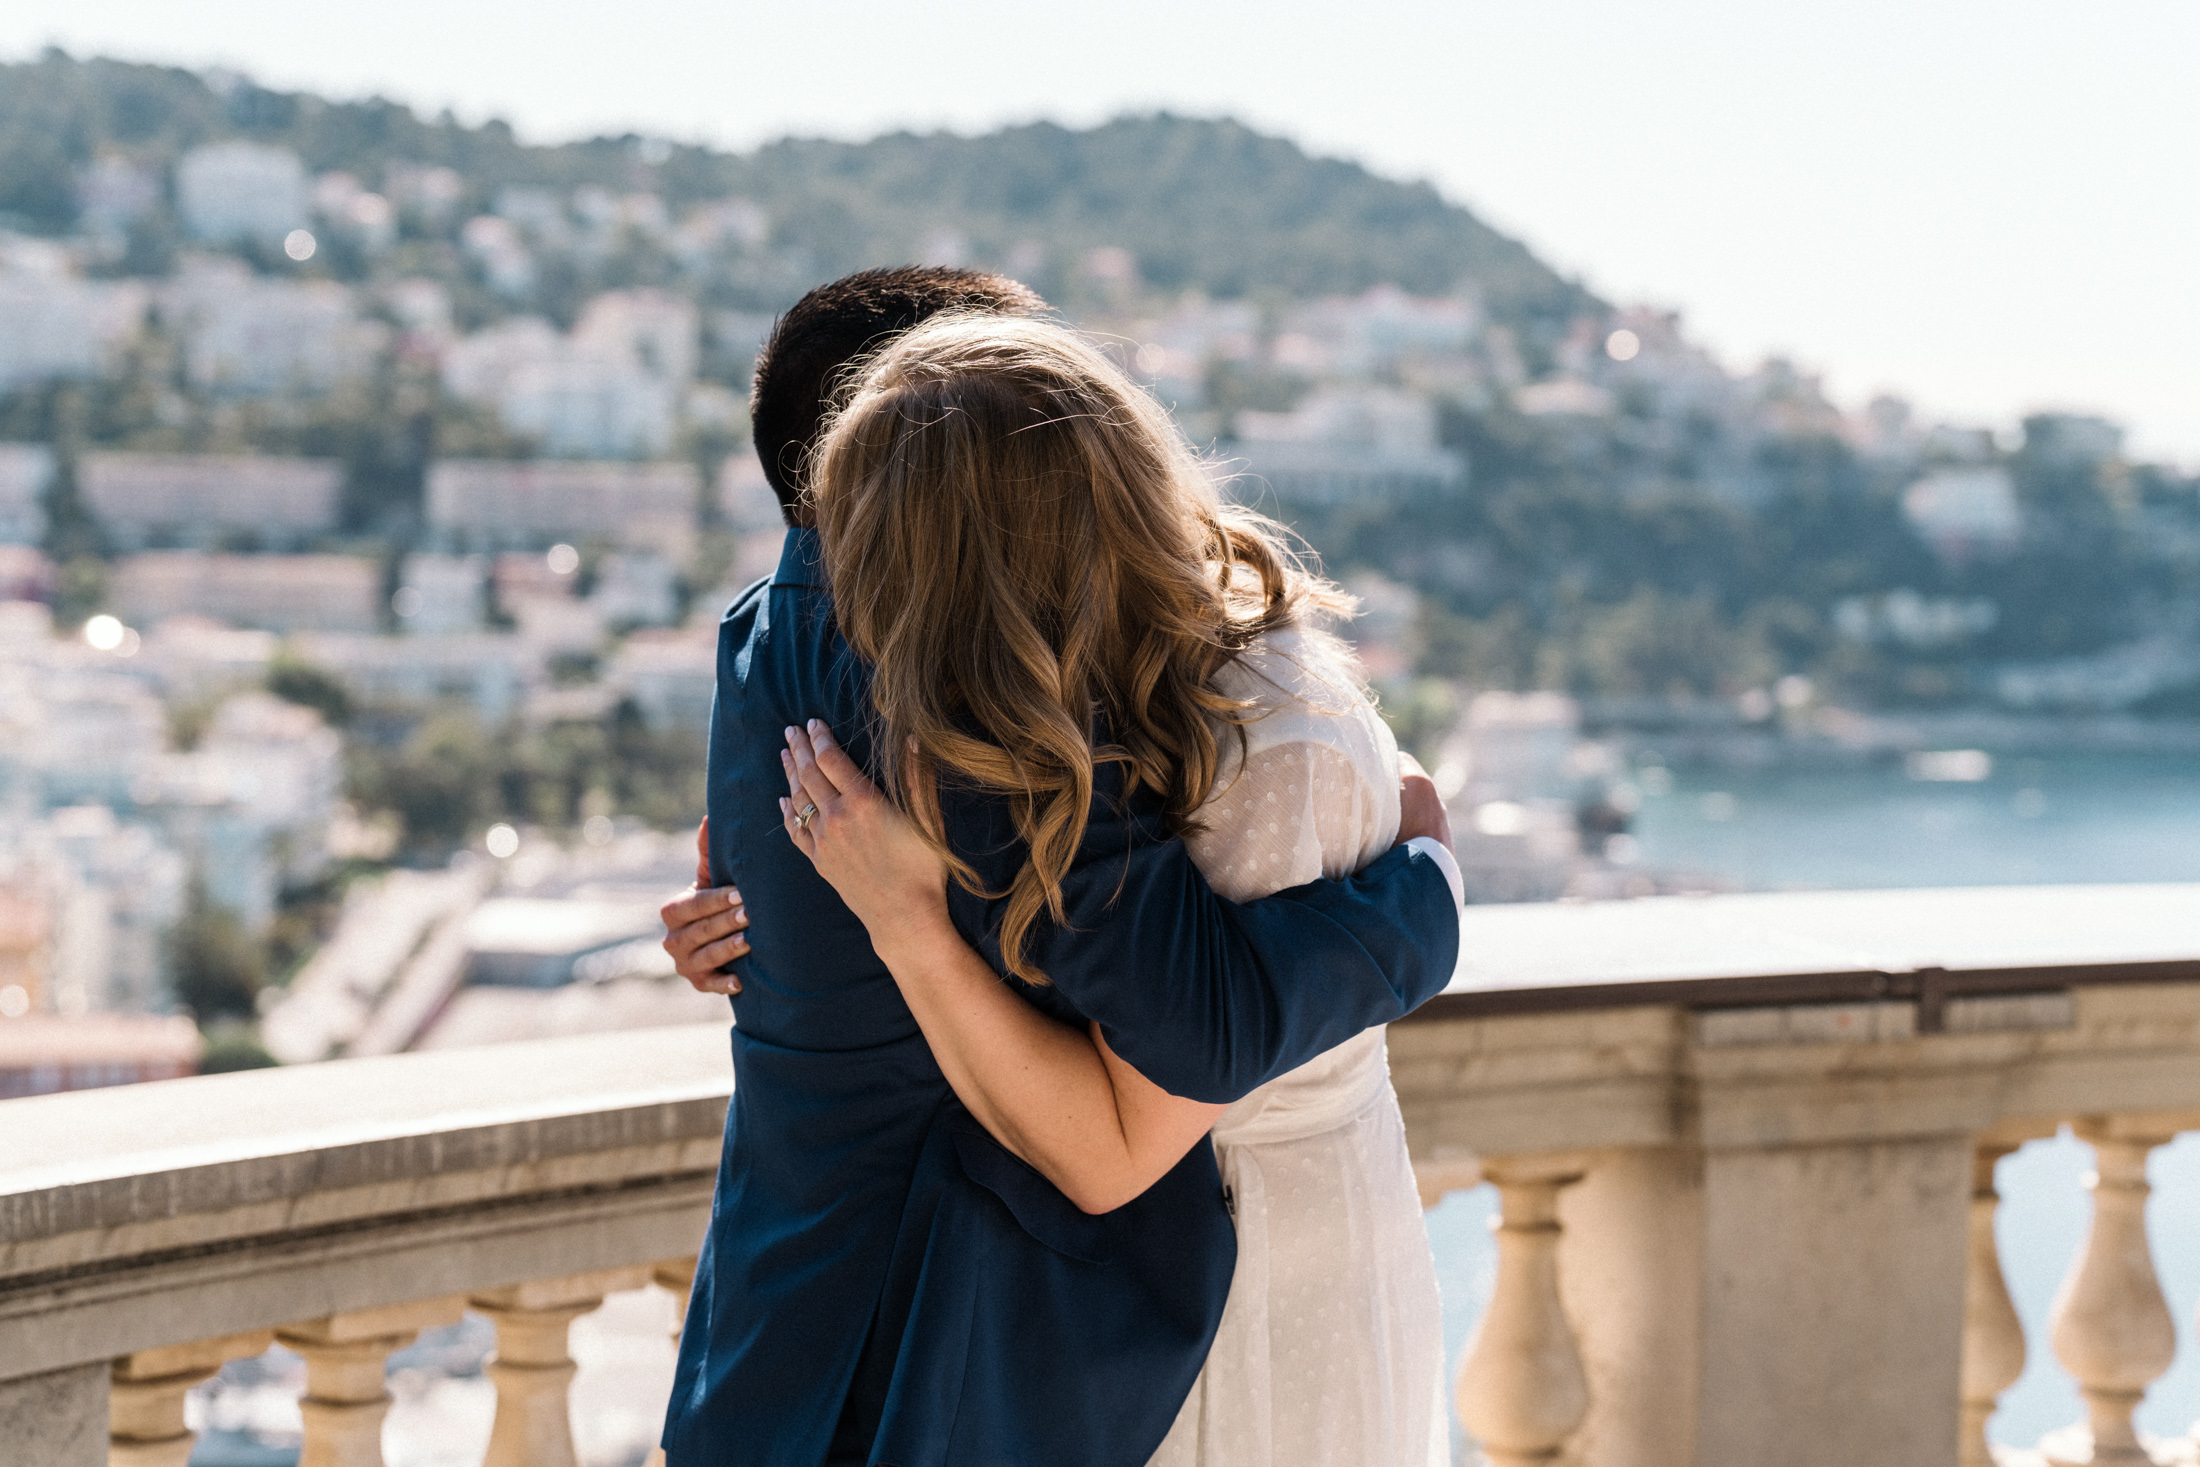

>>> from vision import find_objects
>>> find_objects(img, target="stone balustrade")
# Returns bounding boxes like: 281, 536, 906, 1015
0, 1023, 729, 1466
5, 883, 2200, 1466
1395, 882, 2200, 1467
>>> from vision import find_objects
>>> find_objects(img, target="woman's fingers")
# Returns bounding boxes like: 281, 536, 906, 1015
780, 796, 817, 859
806, 721, 875, 798
784, 724, 843, 804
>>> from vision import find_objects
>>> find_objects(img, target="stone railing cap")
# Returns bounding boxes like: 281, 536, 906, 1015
1, 1021, 732, 1201
1423, 883, 2200, 1019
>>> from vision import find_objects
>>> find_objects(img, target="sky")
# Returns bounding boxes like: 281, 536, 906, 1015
6, 0, 2197, 462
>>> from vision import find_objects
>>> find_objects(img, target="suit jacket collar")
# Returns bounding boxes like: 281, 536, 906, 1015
771, 527, 827, 591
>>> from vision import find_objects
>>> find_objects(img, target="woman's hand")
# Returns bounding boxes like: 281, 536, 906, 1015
781, 720, 1221, 1214
780, 720, 952, 953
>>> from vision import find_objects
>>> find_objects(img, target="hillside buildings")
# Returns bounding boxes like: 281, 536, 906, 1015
162, 257, 384, 395
0, 601, 344, 1013
1902, 467, 2023, 564
1231, 386, 1466, 503
0, 271, 147, 395
440, 289, 698, 457
426, 459, 698, 553
175, 142, 309, 244
113, 553, 382, 634
80, 453, 344, 550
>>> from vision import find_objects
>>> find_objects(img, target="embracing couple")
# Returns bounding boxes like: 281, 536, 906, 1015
655, 267, 1465, 1467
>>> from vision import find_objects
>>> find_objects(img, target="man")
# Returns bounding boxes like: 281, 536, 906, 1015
659, 267, 1461, 1467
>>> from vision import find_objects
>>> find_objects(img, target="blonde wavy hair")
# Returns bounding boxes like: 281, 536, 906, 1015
809, 312, 1349, 985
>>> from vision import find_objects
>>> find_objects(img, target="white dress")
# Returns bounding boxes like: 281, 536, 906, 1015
1147, 628, 1451, 1467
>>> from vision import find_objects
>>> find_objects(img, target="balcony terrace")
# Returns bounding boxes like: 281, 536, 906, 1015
5, 882, 2200, 1467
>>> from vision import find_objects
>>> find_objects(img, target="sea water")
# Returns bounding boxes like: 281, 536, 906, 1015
1430, 749, 2200, 1451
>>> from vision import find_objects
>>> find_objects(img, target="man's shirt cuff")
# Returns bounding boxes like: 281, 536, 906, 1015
1405, 836, 1465, 912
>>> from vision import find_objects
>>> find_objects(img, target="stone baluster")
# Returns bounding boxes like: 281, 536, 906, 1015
472, 1267, 649, 1467
278, 1299, 465, 1467
1960, 1144, 2026, 1467
2045, 1127, 2176, 1467
1455, 1158, 1589, 1467
643, 1257, 699, 1467
109, 1331, 272, 1467
1414, 1152, 1485, 1210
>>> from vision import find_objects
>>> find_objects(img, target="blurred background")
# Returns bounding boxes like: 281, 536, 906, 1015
0, 3, 2195, 1461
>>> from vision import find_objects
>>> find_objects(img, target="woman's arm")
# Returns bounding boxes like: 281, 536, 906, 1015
778, 721, 1224, 1215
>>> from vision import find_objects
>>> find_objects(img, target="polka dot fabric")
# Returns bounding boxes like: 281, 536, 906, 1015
1147, 630, 1450, 1467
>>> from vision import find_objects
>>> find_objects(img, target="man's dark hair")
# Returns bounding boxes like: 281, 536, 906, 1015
750, 266, 1048, 525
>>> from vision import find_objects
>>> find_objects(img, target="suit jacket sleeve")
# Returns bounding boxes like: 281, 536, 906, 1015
941, 773, 1461, 1106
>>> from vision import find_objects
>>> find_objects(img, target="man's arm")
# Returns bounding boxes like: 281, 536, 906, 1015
943, 760, 1462, 1107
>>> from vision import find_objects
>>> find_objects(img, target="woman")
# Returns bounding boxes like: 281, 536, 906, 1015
773, 311, 1451, 1466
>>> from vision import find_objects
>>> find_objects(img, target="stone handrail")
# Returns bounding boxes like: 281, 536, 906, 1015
5, 884, 2200, 1466
1, 1023, 731, 1466
1395, 882, 2200, 1467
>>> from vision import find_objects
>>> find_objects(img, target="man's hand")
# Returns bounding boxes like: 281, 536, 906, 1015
1397, 753, 1453, 851
662, 818, 748, 995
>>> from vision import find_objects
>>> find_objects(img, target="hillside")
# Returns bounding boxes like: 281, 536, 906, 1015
0, 50, 1598, 336
5, 50, 2192, 716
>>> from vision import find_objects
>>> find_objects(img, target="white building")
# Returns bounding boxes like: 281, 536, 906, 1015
163, 258, 383, 396
441, 290, 696, 459
176, 142, 309, 244
1903, 467, 2023, 563
76, 155, 162, 235
0, 658, 169, 812
139, 617, 280, 701
1833, 590, 1999, 650
440, 316, 561, 404
574, 290, 698, 387
590, 552, 679, 628
1231, 387, 1466, 503
289, 632, 539, 723
0, 806, 187, 1015
311, 172, 397, 254
396, 554, 487, 634
140, 693, 341, 927
0, 444, 53, 545
0, 275, 149, 395
1273, 287, 1483, 378
1432, 691, 1589, 905
112, 553, 383, 634
459, 215, 535, 298
426, 460, 698, 556
607, 626, 717, 734
499, 356, 678, 459
79, 453, 343, 551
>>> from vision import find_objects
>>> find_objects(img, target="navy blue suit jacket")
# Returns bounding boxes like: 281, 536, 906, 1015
662, 530, 1459, 1467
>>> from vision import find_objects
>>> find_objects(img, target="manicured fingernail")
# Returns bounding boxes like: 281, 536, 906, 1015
725, 889, 740, 908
